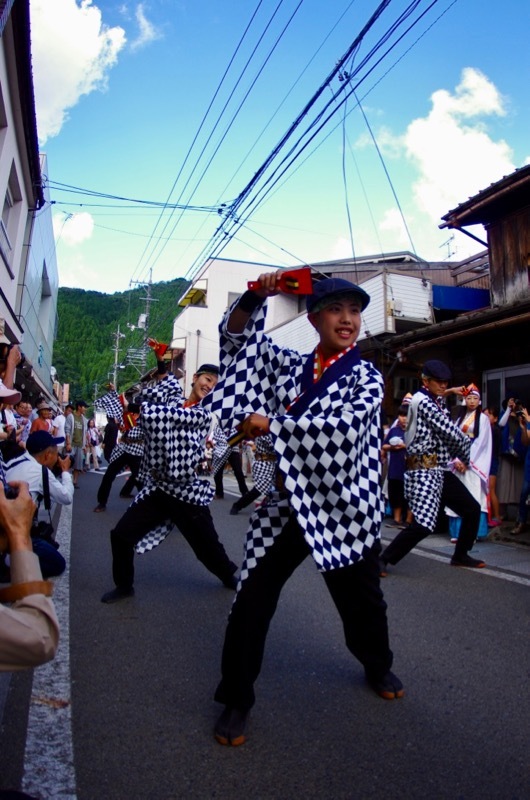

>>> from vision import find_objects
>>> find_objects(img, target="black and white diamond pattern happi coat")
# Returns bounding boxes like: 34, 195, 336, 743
129, 374, 215, 554
403, 388, 472, 530
251, 435, 277, 495
204, 299, 384, 578
94, 389, 123, 425
109, 424, 145, 463
210, 425, 234, 476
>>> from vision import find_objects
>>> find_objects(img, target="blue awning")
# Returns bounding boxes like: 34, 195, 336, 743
432, 285, 490, 311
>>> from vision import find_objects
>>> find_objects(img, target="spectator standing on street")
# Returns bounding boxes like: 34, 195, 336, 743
380, 360, 485, 577
65, 400, 88, 487
241, 439, 255, 477
53, 407, 67, 452
382, 405, 412, 528
207, 273, 402, 748
85, 418, 101, 471
496, 397, 525, 517
13, 400, 31, 445
483, 405, 502, 527
29, 400, 54, 434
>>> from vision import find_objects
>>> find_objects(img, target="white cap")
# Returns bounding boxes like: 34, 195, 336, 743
0, 379, 21, 405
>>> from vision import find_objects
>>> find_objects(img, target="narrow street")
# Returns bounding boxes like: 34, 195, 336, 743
1, 469, 529, 799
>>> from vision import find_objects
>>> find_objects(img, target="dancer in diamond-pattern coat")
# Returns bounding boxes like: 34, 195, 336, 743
381, 360, 484, 573
206, 272, 403, 748
100, 364, 237, 604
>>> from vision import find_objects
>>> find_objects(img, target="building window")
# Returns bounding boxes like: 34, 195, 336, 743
0, 84, 7, 155
483, 365, 530, 411
227, 291, 241, 309
0, 187, 13, 263
0, 163, 22, 276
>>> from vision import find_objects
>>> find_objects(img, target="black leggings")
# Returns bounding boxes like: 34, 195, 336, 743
383, 470, 480, 565
214, 515, 392, 711
97, 453, 141, 506
109, 489, 237, 590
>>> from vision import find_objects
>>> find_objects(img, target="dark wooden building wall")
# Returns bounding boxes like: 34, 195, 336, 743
488, 206, 530, 305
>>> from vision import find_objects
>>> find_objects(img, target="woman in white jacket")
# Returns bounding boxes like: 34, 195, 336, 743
446, 385, 492, 541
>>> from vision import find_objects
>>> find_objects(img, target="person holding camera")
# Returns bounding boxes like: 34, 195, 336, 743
6, 431, 73, 507
5, 431, 73, 579
0, 472, 59, 670
0, 342, 23, 391
496, 397, 526, 517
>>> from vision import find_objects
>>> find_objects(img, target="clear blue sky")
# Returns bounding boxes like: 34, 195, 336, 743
30, 0, 530, 293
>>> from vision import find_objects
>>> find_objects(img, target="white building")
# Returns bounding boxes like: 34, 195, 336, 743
0, 1, 58, 404
170, 254, 436, 383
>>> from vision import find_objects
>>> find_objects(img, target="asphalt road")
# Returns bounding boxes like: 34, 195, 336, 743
2, 470, 529, 799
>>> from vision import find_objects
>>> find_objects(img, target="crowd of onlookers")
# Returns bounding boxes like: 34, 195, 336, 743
381, 389, 530, 539
0, 397, 106, 474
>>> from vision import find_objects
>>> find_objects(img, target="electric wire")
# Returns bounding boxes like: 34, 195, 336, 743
57, 0, 457, 392
341, 98, 357, 279
222, 0, 453, 251
212, 0, 443, 269
136, 0, 306, 285
223, 0, 437, 229
129, 0, 291, 287
204, 0, 359, 225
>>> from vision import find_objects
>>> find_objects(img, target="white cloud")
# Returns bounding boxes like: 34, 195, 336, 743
129, 3, 163, 51
330, 236, 356, 260
30, 0, 126, 143
55, 247, 100, 289
404, 68, 515, 223
362, 68, 520, 261
378, 208, 410, 246
53, 211, 94, 245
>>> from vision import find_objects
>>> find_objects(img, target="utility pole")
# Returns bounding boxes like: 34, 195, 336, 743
127, 268, 158, 374
112, 324, 126, 388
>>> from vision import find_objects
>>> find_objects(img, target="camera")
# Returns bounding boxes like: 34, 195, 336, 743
0, 342, 26, 367
514, 399, 525, 417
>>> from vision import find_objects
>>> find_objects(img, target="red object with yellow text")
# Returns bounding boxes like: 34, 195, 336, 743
121, 411, 137, 432
247, 267, 313, 295
147, 338, 169, 360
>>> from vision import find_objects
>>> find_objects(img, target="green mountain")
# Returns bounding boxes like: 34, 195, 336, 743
54, 278, 188, 404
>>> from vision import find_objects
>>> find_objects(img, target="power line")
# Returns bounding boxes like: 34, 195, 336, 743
126, 0, 281, 288
132, 0, 305, 288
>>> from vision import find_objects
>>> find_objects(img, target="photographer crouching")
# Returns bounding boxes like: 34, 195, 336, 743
5, 432, 73, 578
0, 471, 59, 669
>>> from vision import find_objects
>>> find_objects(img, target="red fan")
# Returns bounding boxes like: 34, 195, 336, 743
248, 267, 313, 294
147, 338, 169, 360
121, 411, 137, 432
